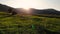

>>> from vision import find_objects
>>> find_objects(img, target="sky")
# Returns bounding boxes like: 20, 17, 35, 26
0, 0, 60, 10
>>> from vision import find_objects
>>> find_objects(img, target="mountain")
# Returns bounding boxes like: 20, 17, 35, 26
0, 4, 12, 12
0, 4, 60, 17
0, 4, 18, 15
29, 8, 60, 18
31, 8, 60, 15
15, 8, 60, 17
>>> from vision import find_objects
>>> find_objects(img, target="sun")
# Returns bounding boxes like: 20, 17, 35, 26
23, 7, 30, 10
20, 7, 31, 14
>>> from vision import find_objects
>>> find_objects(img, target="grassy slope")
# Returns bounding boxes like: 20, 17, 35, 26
0, 12, 60, 34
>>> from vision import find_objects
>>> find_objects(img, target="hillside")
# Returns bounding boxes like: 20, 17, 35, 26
31, 8, 60, 15
0, 4, 18, 15
0, 4, 60, 34
0, 4, 13, 12
16, 8, 60, 18
31, 8, 60, 18
0, 4, 60, 18
0, 12, 60, 34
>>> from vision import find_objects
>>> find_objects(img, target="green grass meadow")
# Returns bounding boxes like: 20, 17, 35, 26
0, 12, 60, 34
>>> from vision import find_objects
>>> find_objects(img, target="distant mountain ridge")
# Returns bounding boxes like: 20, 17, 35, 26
0, 4, 18, 15
30, 8, 60, 18
31, 8, 60, 15
0, 4, 13, 12
0, 4, 60, 18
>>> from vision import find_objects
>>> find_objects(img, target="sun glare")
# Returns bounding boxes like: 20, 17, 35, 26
22, 7, 30, 13
23, 8, 30, 10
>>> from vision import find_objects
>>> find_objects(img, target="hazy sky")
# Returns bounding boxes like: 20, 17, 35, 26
0, 0, 60, 10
